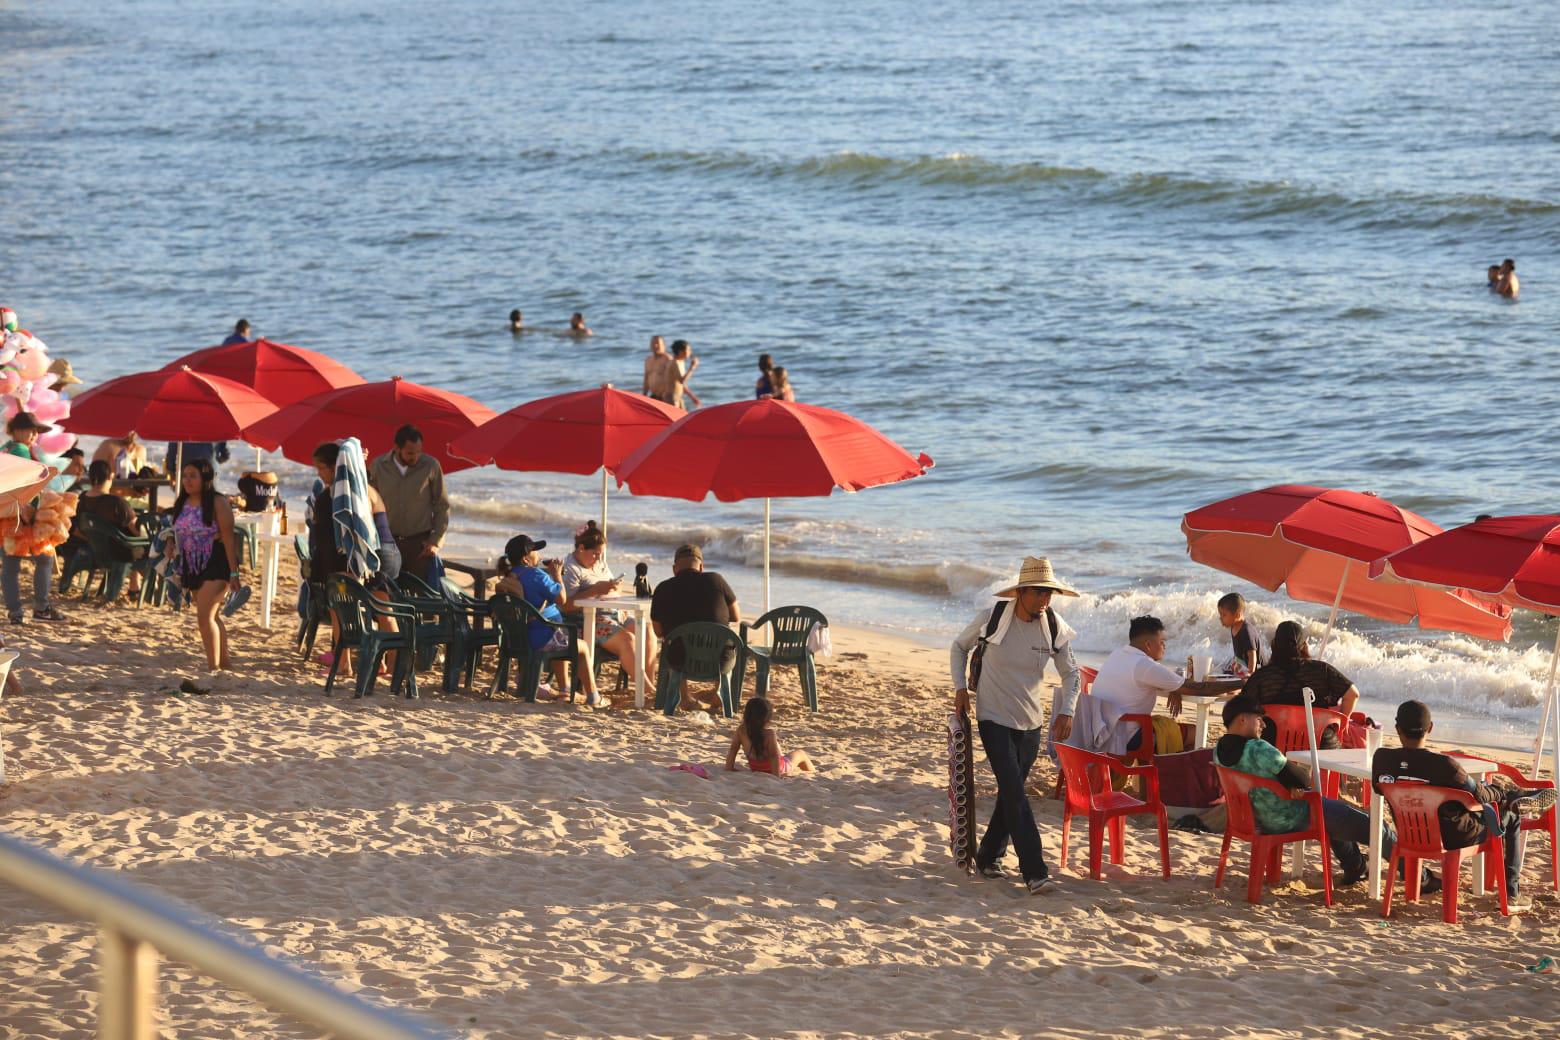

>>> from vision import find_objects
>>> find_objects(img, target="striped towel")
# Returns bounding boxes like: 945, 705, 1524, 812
331, 438, 380, 580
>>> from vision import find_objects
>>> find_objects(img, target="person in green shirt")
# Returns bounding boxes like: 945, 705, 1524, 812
1216, 694, 1407, 888
1, 412, 67, 623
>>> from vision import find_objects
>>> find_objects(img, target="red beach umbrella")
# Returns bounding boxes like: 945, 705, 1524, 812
243, 376, 496, 474
1370, 515, 1560, 776
449, 385, 682, 537
615, 398, 934, 611
167, 339, 364, 407
1181, 485, 1512, 652
65, 365, 280, 441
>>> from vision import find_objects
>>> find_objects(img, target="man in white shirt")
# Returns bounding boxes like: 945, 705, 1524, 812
950, 556, 1083, 895
1091, 615, 1232, 753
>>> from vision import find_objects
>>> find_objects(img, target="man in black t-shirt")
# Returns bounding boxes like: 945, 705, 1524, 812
650, 543, 740, 677
1372, 700, 1554, 907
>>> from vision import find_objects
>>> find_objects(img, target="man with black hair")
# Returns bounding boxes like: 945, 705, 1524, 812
368, 424, 449, 583
221, 319, 251, 345
1090, 615, 1235, 753
1217, 592, 1267, 675
1497, 259, 1519, 299
1218, 694, 1398, 886
1372, 700, 1553, 907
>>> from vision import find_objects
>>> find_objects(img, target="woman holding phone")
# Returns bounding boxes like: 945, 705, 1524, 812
560, 521, 655, 692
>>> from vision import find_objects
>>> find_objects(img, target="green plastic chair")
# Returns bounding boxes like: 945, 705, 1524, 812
654, 622, 744, 718
75, 512, 154, 605
397, 571, 500, 691
234, 523, 257, 570
488, 594, 577, 702
293, 535, 329, 660
737, 605, 827, 712
322, 574, 420, 699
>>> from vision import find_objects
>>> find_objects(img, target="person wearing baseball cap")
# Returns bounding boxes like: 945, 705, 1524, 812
649, 543, 740, 712
1371, 700, 1554, 908
493, 533, 601, 705
1216, 694, 1398, 888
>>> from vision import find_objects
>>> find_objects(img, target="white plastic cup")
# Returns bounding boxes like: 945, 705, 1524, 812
1365, 725, 1382, 757
1193, 655, 1213, 681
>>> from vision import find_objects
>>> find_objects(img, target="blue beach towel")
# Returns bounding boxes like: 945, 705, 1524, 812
331, 438, 380, 580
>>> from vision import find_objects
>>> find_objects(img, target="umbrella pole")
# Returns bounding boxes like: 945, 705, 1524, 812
1533, 624, 1560, 776
601, 470, 609, 541
1317, 571, 1347, 657
764, 498, 771, 617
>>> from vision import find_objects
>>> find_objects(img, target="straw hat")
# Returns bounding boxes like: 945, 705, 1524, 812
48, 358, 82, 388
995, 556, 1079, 598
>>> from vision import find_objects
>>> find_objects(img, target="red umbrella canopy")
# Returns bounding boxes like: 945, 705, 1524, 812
168, 339, 364, 407
64, 365, 280, 441
243, 376, 496, 474
449, 386, 682, 474
1182, 484, 1511, 641
1369, 515, 1560, 616
615, 398, 933, 502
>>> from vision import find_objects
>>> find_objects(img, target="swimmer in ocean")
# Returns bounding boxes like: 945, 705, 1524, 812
568, 312, 593, 337
509, 309, 524, 332
1497, 259, 1519, 299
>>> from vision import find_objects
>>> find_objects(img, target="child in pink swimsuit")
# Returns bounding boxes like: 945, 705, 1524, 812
725, 696, 815, 776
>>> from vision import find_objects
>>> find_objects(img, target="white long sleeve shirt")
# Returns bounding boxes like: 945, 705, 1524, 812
950, 603, 1082, 731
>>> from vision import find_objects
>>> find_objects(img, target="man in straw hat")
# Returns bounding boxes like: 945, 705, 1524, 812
950, 556, 1083, 894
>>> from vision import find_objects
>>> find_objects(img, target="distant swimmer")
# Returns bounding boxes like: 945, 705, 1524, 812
509, 309, 524, 333
568, 312, 593, 338
1498, 259, 1519, 299
1487, 265, 1502, 290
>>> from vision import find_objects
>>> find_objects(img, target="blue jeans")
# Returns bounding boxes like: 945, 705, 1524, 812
1300, 797, 1395, 876
2, 553, 55, 615
976, 720, 1050, 882
1473, 804, 1523, 899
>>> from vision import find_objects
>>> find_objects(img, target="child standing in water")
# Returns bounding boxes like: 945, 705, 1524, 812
726, 697, 815, 776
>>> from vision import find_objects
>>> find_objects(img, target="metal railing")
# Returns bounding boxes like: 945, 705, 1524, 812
0, 829, 444, 1039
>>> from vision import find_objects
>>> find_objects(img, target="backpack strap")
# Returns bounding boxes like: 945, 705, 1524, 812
984, 600, 1008, 640
1047, 606, 1059, 648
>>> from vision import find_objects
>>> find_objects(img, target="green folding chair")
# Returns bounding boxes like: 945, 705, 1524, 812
654, 622, 744, 718
488, 595, 578, 702
322, 574, 420, 699
737, 605, 827, 712
75, 513, 154, 605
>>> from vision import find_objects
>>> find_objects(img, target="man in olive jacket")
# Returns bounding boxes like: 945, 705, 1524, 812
368, 424, 450, 583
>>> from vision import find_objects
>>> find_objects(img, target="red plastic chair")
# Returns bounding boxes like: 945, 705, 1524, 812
1263, 704, 1349, 798
1214, 765, 1334, 905
1056, 743, 1171, 880
1378, 781, 1509, 924
1451, 756, 1557, 892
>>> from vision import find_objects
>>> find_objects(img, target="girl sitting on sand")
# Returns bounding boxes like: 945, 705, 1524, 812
725, 697, 815, 776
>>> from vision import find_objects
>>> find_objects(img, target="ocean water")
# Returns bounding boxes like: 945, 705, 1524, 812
4, 0, 1559, 745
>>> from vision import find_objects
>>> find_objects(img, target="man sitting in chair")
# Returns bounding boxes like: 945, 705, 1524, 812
1090, 615, 1235, 756
1372, 700, 1555, 908
650, 543, 739, 713
1219, 694, 1401, 888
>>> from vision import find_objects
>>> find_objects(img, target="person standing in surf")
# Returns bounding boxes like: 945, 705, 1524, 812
950, 556, 1083, 894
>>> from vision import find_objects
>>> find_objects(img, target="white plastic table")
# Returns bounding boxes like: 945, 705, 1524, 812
576, 595, 652, 707
234, 511, 286, 629
1177, 679, 1244, 748
1284, 747, 1499, 902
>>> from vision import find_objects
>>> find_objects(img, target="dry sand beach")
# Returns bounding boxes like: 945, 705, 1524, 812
1, 578, 1557, 1039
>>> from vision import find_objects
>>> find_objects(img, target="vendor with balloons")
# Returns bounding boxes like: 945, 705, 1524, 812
1, 411, 72, 624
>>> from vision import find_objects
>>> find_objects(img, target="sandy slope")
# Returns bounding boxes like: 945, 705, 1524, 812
0, 581, 1556, 1039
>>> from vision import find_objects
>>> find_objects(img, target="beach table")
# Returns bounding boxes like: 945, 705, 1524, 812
442, 557, 500, 602
233, 510, 284, 629
575, 594, 653, 708
1283, 747, 1499, 903
112, 476, 174, 512
1175, 676, 1245, 748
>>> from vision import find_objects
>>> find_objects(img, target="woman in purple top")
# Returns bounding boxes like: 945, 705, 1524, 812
170, 457, 241, 673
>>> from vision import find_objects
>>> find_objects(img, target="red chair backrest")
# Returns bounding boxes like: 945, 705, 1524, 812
1215, 765, 1301, 840
1055, 743, 1116, 813
1080, 666, 1098, 695
1376, 780, 1478, 856
1264, 704, 1349, 753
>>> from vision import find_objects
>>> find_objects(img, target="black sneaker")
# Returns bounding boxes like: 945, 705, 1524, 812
1027, 876, 1061, 895
1339, 863, 1369, 887
1420, 870, 1443, 896
978, 862, 1008, 880
33, 607, 66, 623
6, 612, 22, 625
